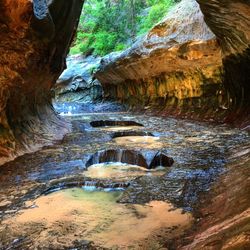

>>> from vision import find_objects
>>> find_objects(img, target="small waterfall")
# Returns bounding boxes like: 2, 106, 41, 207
84, 180, 98, 187
149, 152, 174, 168
86, 149, 173, 169
82, 179, 129, 191
117, 149, 123, 162
160, 154, 163, 167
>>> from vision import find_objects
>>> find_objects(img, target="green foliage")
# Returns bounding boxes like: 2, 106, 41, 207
92, 32, 118, 56
140, 0, 174, 32
70, 0, 177, 56
115, 43, 127, 52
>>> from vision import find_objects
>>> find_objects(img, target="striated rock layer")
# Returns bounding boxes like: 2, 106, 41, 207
177, 151, 250, 250
0, 0, 84, 164
198, 0, 250, 126
54, 55, 103, 103
95, 0, 226, 122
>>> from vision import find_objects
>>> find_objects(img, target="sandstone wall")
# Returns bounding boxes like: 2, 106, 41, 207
54, 55, 103, 103
198, 0, 250, 124
0, 0, 84, 164
95, 0, 249, 125
95, 0, 227, 121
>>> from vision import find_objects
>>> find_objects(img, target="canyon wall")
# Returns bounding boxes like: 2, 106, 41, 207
0, 0, 249, 163
95, 0, 250, 126
0, 0, 84, 164
54, 55, 103, 103
198, 0, 250, 125
95, 0, 225, 120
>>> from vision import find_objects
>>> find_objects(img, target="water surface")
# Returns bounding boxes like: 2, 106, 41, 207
2, 188, 192, 249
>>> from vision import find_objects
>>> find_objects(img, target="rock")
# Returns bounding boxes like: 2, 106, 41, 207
149, 152, 174, 169
0, 200, 11, 207
86, 149, 148, 168
86, 149, 174, 169
54, 55, 103, 103
95, 0, 224, 118
112, 131, 154, 138
175, 158, 250, 249
198, 0, 250, 124
0, 0, 84, 165
90, 120, 143, 127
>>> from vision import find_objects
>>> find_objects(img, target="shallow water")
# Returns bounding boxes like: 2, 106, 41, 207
0, 102, 249, 249
85, 162, 166, 181
2, 188, 192, 249
113, 135, 163, 149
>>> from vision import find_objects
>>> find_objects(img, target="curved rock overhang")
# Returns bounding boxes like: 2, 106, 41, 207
197, 0, 250, 125
0, 0, 84, 164
95, 0, 250, 128
94, 0, 225, 120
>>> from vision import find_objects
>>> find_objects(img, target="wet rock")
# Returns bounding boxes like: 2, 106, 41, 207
112, 131, 154, 138
149, 152, 174, 169
28, 160, 86, 182
118, 175, 184, 204
72, 239, 96, 250
198, 0, 250, 126
86, 149, 148, 168
176, 158, 250, 249
0, 200, 11, 207
90, 120, 143, 127
0, 111, 249, 248
54, 55, 103, 103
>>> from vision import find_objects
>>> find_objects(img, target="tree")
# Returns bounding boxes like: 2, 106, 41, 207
70, 0, 176, 56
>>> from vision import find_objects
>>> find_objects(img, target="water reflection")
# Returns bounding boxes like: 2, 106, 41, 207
3, 188, 192, 249
114, 135, 163, 149
85, 162, 166, 181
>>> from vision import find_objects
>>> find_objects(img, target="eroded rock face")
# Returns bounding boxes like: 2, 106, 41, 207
54, 55, 103, 103
198, 0, 250, 124
95, 0, 225, 120
0, 0, 84, 164
177, 156, 250, 249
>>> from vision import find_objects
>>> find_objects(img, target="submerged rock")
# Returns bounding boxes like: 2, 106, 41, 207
54, 55, 103, 103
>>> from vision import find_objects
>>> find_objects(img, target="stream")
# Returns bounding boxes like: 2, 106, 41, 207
0, 102, 249, 249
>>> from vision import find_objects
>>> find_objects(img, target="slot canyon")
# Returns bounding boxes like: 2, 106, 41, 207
0, 0, 249, 249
